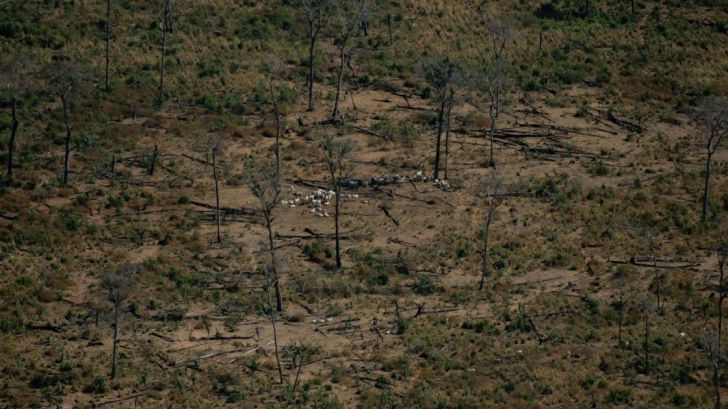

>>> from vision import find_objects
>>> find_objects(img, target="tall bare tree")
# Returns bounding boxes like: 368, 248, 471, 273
244, 160, 283, 312
475, 171, 509, 290
480, 12, 516, 167
263, 57, 286, 176
157, 0, 174, 105
692, 96, 727, 223
297, 0, 328, 112
1, 58, 31, 181
705, 245, 728, 409
101, 265, 135, 380
321, 129, 356, 269
417, 55, 460, 180
46, 62, 88, 185
331, 0, 368, 119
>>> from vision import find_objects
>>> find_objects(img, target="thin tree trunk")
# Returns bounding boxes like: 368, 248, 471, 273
148, 144, 158, 176
269, 81, 281, 176
62, 95, 71, 185
157, 25, 168, 105
306, 29, 318, 112
212, 148, 221, 243
717, 258, 726, 409
105, 0, 111, 89
479, 213, 492, 290
111, 303, 119, 379
266, 216, 283, 312
703, 152, 712, 222
444, 92, 454, 180
631, 0, 636, 14
387, 14, 393, 45
488, 104, 496, 167
332, 39, 348, 119
334, 182, 342, 269
7, 96, 18, 180
618, 292, 624, 347
266, 277, 284, 384
433, 93, 446, 179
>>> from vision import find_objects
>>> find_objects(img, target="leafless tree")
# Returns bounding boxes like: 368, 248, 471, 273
46, 62, 88, 185
263, 57, 286, 176
417, 55, 460, 180
475, 171, 509, 290
705, 245, 728, 409
321, 129, 356, 269
480, 12, 517, 167
331, 0, 369, 119
148, 143, 159, 176
443, 72, 470, 179
264, 261, 285, 384
244, 160, 283, 312
157, 0, 174, 105
691, 96, 727, 223
1, 58, 32, 181
104, 0, 112, 89
210, 138, 222, 243
101, 265, 135, 379
297, 0, 329, 112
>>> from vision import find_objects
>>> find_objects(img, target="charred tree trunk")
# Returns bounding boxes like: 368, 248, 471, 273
111, 302, 119, 379
6, 96, 18, 180
618, 292, 624, 347
148, 144, 158, 176
387, 14, 393, 45
62, 95, 72, 185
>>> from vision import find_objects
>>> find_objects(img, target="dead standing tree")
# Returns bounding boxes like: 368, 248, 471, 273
1, 57, 31, 181
481, 12, 517, 167
705, 245, 728, 409
46, 62, 88, 185
244, 161, 284, 313
475, 171, 509, 290
417, 55, 460, 180
157, 0, 174, 106
263, 57, 286, 176
297, 0, 329, 112
691, 96, 727, 223
331, 0, 368, 119
101, 266, 135, 380
244, 160, 284, 383
322, 129, 356, 269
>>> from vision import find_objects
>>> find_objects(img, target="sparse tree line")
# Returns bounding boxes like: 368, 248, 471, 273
0, 0, 727, 402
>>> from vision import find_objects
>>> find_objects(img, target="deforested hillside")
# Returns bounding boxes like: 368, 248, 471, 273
0, 1, 727, 408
